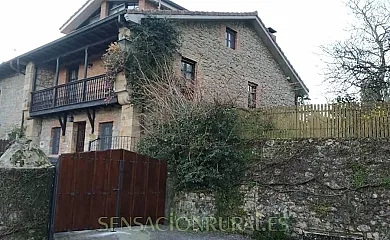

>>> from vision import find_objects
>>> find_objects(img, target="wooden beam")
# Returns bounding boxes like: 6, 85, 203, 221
36, 36, 117, 65
58, 114, 67, 136
86, 109, 96, 134
32, 65, 38, 92
84, 48, 89, 79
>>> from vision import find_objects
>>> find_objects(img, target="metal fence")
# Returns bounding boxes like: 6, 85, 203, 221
88, 136, 139, 152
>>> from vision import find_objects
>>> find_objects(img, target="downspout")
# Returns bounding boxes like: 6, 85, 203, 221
9, 58, 25, 75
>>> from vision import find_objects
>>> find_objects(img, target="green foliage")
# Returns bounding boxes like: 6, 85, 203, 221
125, 17, 180, 106
139, 103, 246, 192
0, 168, 54, 239
348, 160, 368, 188
251, 231, 294, 240
237, 109, 274, 140
214, 188, 246, 221
7, 125, 26, 141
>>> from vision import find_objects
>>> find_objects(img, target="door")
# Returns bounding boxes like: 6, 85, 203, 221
67, 66, 80, 104
75, 122, 86, 152
99, 122, 113, 151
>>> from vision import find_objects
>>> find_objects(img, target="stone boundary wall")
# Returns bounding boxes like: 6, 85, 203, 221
173, 139, 390, 239
0, 167, 55, 240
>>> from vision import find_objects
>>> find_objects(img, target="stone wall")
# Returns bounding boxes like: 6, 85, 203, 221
0, 74, 25, 139
174, 139, 390, 239
177, 20, 296, 108
0, 139, 54, 240
36, 68, 55, 90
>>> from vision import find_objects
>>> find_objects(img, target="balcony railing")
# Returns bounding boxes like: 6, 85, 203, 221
30, 74, 112, 114
88, 136, 139, 152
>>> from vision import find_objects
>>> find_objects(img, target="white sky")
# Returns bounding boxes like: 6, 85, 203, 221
0, 0, 351, 103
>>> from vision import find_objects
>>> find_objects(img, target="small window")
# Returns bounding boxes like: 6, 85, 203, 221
248, 82, 258, 108
226, 27, 237, 49
67, 66, 79, 82
51, 128, 61, 155
181, 59, 196, 81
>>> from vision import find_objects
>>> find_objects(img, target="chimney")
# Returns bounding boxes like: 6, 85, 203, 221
267, 27, 277, 42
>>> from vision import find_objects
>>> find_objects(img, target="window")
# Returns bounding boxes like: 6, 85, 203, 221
226, 27, 237, 49
109, 2, 139, 15
51, 128, 61, 155
99, 122, 113, 151
86, 8, 101, 25
248, 82, 258, 108
67, 66, 79, 82
181, 59, 196, 81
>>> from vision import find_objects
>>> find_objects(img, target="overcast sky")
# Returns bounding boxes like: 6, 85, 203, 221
0, 0, 350, 103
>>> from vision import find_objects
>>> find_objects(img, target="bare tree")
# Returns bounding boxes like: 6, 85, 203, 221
322, 0, 390, 102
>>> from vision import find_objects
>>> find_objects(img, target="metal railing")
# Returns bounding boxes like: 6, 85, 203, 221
31, 74, 110, 112
88, 136, 139, 152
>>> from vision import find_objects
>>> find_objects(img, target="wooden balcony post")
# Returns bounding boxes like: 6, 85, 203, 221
82, 78, 87, 102
52, 88, 58, 108
83, 48, 88, 79
55, 57, 60, 86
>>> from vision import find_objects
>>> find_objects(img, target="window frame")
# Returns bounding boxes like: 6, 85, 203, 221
226, 27, 237, 49
51, 127, 61, 155
181, 58, 196, 81
67, 66, 79, 82
99, 122, 113, 151
248, 82, 258, 108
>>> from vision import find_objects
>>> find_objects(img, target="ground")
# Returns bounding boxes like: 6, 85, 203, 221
54, 226, 248, 240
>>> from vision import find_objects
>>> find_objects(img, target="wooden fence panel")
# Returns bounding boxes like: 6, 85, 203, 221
256, 102, 390, 139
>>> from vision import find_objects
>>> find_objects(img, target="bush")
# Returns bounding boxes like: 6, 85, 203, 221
139, 102, 246, 192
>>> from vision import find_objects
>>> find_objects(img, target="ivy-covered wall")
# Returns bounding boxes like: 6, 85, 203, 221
174, 139, 390, 239
0, 167, 54, 240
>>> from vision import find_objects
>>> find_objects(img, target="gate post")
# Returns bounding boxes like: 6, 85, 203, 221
48, 156, 61, 240
113, 159, 124, 231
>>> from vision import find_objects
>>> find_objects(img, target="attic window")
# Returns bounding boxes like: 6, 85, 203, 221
86, 8, 101, 25
109, 2, 139, 15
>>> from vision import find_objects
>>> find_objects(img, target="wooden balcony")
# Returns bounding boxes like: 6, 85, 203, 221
30, 74, 117, 117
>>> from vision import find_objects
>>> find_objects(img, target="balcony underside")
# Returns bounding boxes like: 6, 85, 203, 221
29, 97, 118, 117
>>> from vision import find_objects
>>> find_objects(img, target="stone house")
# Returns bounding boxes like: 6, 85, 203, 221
0, 0, 308, 156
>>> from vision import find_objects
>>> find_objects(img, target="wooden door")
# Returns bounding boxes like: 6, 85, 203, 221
76, 122, 86, 152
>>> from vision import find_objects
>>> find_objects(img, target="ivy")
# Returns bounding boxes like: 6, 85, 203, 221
139, 103, 247, 192
124, 17, 180, 106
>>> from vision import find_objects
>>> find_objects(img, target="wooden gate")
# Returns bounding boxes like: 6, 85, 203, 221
53, 149, 167, 232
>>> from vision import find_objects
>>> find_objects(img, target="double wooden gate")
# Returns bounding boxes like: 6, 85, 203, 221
53, 149, 167, 232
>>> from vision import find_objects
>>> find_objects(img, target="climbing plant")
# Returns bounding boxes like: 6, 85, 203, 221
102, 17, 179, 106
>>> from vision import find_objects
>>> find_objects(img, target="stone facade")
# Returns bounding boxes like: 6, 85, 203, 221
39, 106, 123, 156
0, 74, 25, 139
173, 139, 390, 239
36, 67, 55, 90
177, 20, 297, 108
